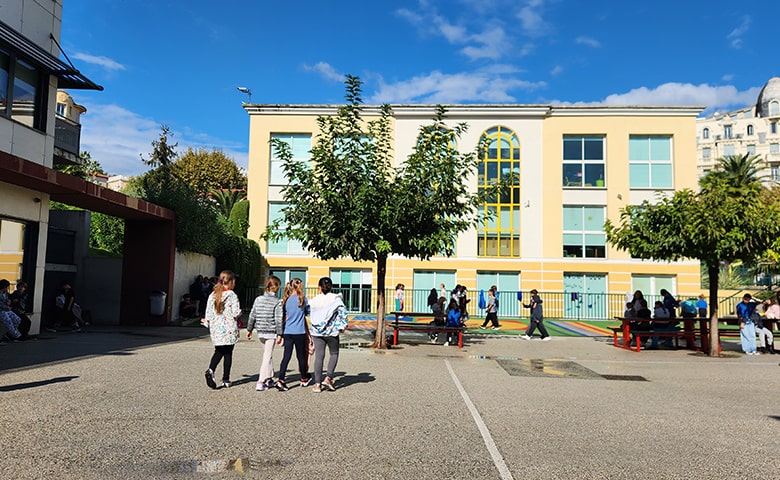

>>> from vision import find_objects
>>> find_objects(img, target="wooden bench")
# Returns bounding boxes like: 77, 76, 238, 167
388, 311, 464, 348
610, 324, 699, 352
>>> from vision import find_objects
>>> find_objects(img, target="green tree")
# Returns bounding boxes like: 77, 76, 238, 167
141, 125, 177, 169
227, 199, 249, 237
605, 175, 780, 356
210, 188, 247, 219
56, 151, 106, 180
700, 153, 769, 190
89, 212, 124, 255
266, 75, 497, 348
172, 147, 247, 194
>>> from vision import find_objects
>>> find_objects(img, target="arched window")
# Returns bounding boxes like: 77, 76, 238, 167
770, 101, 780, 117
477, 126, 520, 257
702, 128, 709, 139
747, 124, 754, 136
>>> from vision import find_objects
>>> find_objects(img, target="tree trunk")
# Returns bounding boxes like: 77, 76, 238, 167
372, 254, 388, 348
707, 262, 720, 357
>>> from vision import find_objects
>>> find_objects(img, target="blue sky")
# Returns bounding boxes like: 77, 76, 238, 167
60, 0, 778, 176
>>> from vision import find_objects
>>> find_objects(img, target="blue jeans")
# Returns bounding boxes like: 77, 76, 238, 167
740, 321, 757, 353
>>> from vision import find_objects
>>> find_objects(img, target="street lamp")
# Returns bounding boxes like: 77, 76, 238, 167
237, 86, 252, 104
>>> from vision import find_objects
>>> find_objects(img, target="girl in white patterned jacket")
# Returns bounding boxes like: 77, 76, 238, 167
201, 271, 242, 389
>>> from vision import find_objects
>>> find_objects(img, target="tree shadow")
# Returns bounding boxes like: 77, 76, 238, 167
0, 376, 79, 392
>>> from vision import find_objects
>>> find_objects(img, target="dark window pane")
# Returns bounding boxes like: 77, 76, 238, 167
583, 138, 603, 160
563, 138, 582, 160
584, 164, 605, 186
585, 245, 605, 258
563, 164, 582, 186
563, 245, 583, 257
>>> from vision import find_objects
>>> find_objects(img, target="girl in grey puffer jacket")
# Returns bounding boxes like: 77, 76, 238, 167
246, 276, 283, 390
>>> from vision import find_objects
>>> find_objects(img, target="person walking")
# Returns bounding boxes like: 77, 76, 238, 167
201, 270, 242, 389
520, 289, 550, 341
736, 293, 759, 355
444, 299, 461, 347
246, 275, 284, 391
480, 287, 500, 330
309, 277, 348, 393
275, 278, 312, 391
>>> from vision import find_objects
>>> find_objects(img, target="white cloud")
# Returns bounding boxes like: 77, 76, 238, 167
727, 15, 750, 49
517, 0, 550, 37
74, 102, 247, 177
302, 62, 343, 82
368, 69, 545, 104
550, 65, 563, 76
460, 27, 509, 60
72, 52, 126, 71
598, 82, 761, 113
575, 36, 600, 48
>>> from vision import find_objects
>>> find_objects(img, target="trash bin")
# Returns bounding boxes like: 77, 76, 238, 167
150, 291, 167, 316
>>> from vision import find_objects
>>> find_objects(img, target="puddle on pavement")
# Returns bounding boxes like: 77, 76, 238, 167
169, 458, 290, 473
496, 358, 604, 379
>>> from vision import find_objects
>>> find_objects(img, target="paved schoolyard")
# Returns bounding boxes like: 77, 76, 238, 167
1, 327, 778, 479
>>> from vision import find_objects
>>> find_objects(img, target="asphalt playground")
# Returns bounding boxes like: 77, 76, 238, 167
1, 326, 778, 479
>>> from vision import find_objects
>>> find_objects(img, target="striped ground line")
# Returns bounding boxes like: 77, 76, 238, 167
445, 359, 514, 480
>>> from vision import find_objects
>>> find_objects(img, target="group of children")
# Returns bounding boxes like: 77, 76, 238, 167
201, 271, 348, 393
0, 279, 31, 342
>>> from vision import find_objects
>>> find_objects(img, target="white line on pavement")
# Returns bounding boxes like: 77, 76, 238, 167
445, 359, 514, 480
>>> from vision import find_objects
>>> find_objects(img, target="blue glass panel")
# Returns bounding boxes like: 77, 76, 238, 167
629, 137, 649, 161
651, 164, 673, 188
583, 207, 604, 230
584, 164, 605, 186
629, 164, 649, 188
563, 164, 582, 186
649, 136, 671, 160
563, 207, 582, 230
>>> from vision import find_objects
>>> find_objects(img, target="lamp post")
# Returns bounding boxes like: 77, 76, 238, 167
237, 86, 252, 104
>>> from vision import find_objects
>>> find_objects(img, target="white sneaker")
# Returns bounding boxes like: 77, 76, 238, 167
541, 336, 551, 342
754, 351, 760, 355
443, 341, 449, 347
520, 334, 531, 340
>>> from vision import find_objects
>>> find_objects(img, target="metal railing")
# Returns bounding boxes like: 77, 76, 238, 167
242, 287, 736, 321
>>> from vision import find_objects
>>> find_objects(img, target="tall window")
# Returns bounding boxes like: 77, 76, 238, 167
770, 102, 780, 117
629, 135, 672, 188
476, 271, 520, 317
563, 273, 607, 319
771, 165, 780, 182
746, 144, 756, 155
747, 124, 754, 136
478, 126, 520, 257
702, 148, 711, 159
330, 269, 372, 313
0, 49, 44, 130
724, 125, 733, 139
563, 206, 606, 258
267, 202, 306, 254
702, 128, 709, 139
770, 143, 779, 154
723, 144, 735, 156
563, 135, 605, 187
772, 123, 778, 135
270, 133, 311, 185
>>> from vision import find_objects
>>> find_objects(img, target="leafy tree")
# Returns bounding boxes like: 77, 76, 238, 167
56, 151, 106, 180
605, 172, 780, 356
172, 147, 247, 194
89, 212, 124, 255
227, 199, 250, 237
266, 75, 499, 348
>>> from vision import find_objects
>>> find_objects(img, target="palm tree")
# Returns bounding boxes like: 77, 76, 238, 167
700, 153, 769, 190
208, 188, 247, 218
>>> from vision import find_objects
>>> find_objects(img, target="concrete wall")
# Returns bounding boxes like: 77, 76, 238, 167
172, 250, 216, 320
83, 256, 121, 325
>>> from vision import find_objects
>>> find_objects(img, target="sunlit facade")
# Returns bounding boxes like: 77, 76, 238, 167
244, 103, 703, 317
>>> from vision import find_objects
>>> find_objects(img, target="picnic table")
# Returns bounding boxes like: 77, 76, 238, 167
388, 311, 464, 348
612, 317, 707, 352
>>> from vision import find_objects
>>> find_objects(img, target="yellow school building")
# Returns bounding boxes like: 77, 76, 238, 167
243, 103, 703, 318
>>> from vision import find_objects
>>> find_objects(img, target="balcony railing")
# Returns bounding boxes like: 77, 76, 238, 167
54, 115, 81, 157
